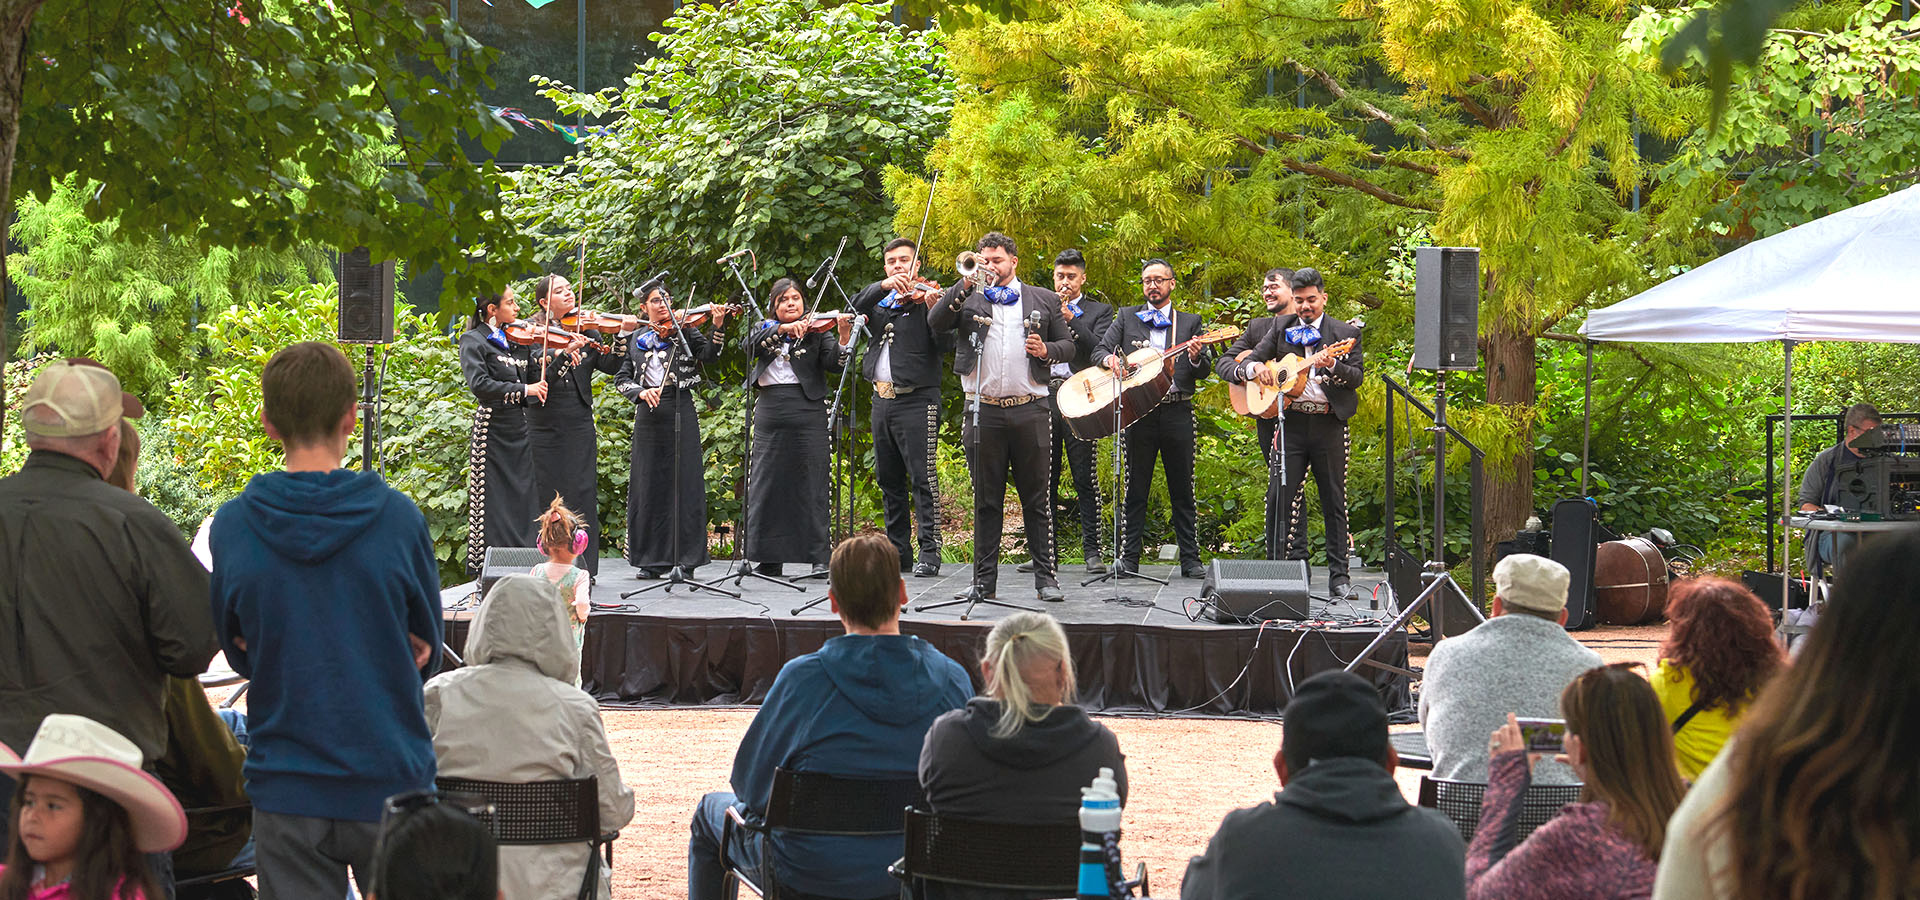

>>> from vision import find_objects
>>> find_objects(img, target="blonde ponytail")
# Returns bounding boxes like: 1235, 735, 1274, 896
981, 612, 1076, 738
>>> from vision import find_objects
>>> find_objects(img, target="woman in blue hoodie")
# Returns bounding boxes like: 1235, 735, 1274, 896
919, 611, 1127, 824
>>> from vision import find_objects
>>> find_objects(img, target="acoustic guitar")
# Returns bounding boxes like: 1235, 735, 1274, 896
1240, 338, 1357, 419
1058, 327, 1240, 440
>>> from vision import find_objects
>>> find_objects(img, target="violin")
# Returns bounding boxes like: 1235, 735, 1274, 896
796, 311, 858, 334
651, 303, 743, 335
903, 276, 943, 305
565, 310, 646, 333
501, 321, 610, 354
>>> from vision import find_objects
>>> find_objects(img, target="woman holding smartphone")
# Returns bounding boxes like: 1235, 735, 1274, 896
1463, 663, 1687, 899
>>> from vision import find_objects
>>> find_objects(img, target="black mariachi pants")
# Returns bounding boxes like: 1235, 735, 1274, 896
1276, 410, 1352, 586
1049, 382, 1102, 556
961, 398, 1056, 592
1120, 399, 1200, 568
872, 390, 942, 568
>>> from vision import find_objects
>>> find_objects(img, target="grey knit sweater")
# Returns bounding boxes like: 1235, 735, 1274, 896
1418, 613, 1603, 784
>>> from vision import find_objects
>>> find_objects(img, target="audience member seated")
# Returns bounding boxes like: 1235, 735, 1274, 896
367, 792, 498, 900
1421, 554, 1602, 784
920, 611, 1126, 824
208, 343, 443, 897
0, 360, 216, 828
1465, 664, 1687, 899
1, 714, 189, 900
1647, 577, 1783, 780
1655, 527, 1920, 900
424, 574, 635, 900
1182, 671, 1466, 900
687, 533, 972, 900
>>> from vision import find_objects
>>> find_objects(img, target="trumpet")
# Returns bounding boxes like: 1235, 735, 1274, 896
955, 250, 986, 288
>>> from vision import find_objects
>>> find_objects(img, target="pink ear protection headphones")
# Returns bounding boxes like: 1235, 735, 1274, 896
539, 526, 589, 555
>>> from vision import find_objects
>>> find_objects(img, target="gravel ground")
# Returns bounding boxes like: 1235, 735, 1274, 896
598, 622, 1670, 899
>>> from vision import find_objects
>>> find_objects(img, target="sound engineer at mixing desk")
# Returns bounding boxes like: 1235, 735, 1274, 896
1796, 402, 1881, 570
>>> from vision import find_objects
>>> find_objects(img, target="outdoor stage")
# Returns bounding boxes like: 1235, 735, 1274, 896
443, 561, 1412, 718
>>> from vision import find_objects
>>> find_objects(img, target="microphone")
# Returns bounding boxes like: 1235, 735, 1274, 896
806, 236, 849, 289
1026, 309, 1044, 332
715, 249, 750, 265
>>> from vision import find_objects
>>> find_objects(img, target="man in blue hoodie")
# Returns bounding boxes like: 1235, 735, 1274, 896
208, 341, 444, 899
688, 533, 972, 900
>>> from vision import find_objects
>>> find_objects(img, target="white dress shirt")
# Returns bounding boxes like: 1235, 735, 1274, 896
1295, 314, 1331, 405
964, 278, 1046, 398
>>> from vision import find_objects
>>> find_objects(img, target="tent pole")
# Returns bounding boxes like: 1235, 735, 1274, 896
1581, 340, 1594, 496
1781, 339, 1795, 610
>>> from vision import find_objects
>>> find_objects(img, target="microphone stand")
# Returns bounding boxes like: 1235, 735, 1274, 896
917, 286, 1039, 621
1083, 339, 1168, 598
622, 283, 742, 601
718, 257, 806, 594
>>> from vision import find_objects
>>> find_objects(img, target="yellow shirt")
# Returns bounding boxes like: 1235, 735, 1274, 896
1650, 660, 1742, 781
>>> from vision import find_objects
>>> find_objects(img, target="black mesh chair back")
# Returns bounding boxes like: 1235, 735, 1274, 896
763, 768, 925, 835
1417, 776, 1584, 843
435, 776, 617, 900
894, 809, 1081, 895
722, 768, 925, 898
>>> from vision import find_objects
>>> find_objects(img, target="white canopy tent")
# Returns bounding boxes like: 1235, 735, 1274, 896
1578, 183, 1920, 593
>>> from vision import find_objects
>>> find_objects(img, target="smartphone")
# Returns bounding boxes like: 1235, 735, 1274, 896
1514, 717, 1567, 754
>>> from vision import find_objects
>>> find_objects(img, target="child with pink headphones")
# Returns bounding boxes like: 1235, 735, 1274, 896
531, 494, 591, 662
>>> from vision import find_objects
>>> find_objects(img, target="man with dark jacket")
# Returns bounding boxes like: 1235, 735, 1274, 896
850, 238, 954, 577
1242, 267, 1365, 597
0, 359, 217, 835
1182, 671, 1465, 900
1035, 249, 1114, 574
209, 342, 444, 898
688, 533, 973, 900
1216, 268, 1295, 558
931, 232, 1077, 602
1094, 259, 1214, 578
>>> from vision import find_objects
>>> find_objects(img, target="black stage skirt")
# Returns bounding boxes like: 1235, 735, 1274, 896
626, 386, 710, 569
745, 384, 831, 564
466, 404, 537, 576
530, 392, 602, 575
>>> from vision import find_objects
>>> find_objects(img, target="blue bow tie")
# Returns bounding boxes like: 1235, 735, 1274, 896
985, 285, 1019, 306
1136, 307, 1171, 329
636, 331, 669, 351
1065, 300, 1084, 318
878, 290, 903, 309
488, 327, 510, 350
1285, 324, 1322, 346
760, 319, 796, 341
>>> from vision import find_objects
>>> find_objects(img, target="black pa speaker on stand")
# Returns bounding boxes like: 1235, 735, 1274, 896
338, 247, 395, 473
1414, 247, 1479, 372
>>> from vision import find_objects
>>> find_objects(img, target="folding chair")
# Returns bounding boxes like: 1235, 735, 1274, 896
436, 775, 619, 900
887, 808, 1149, 900
720, 768, 923, 899
1417, 776, 1583, 843
171, 802, 255, 900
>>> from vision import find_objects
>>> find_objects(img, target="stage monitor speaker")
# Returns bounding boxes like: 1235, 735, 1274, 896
1413, 246, 1480, 371
1203, 559, 1311, 623
1743, 569, 1810, 612
338, 246, 396, 344
479, 546, 547, 599
1549, 498, 1600, 631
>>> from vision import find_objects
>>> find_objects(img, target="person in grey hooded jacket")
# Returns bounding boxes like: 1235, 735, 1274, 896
423, 574, 635, 900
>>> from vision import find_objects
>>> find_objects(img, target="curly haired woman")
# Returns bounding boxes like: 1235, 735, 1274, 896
1647, 577, 1784, 780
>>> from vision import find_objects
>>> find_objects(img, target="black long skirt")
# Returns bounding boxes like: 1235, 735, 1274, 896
530, 393, 602, 575
466, 404, 538, 576
744, 385, 831, 565
626, 386, 710, 569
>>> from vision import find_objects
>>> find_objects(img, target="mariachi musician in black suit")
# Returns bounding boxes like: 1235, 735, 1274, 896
848, 238, 953, 577
526, 273, 634, 578
739, 277, 854, 577
1093, 259, 1213, 579
929, 231, 1077, 602
1244, 266, 1364, 599
1043, 249, 1115, 574
1215, 267, 1295, 558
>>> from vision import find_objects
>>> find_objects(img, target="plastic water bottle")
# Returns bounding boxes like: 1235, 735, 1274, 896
1078, 766, 1123, 900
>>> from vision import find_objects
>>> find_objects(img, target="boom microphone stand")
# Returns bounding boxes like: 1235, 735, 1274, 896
622, 282, 741, 601
1083, 345, 1168, 599
718, 255, 806, 594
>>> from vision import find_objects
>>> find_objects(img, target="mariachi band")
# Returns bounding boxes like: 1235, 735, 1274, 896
459, 232, 1365, 602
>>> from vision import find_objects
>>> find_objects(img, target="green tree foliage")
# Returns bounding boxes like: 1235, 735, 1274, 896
1632, 0, 1920, 237
9, 175, 330, 398
896, 0, 1721, 558
2, 0, 538, 450
505, 0, 951, 539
